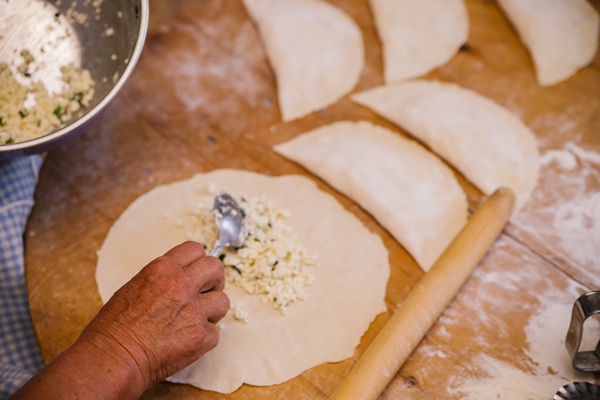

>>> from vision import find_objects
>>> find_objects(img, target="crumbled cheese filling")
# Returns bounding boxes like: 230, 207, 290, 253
0, 60, 95, 145
230, 302, 250, 324
65, 2, 88, 25
183, 192, 318, 316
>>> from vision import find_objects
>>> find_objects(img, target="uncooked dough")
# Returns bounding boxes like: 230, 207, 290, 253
274, 120, 468, 271
498, 0, 599, 86
352, 81, 540, 214
95, 170, 389, 393
369, 0, 468, 83
242, 0, 364, 121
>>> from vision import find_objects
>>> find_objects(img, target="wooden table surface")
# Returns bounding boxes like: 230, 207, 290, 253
25, 0, 600, 398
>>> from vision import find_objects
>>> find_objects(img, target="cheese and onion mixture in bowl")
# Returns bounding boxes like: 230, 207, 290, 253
178, 191, 319, 322
0, 51, 95, 145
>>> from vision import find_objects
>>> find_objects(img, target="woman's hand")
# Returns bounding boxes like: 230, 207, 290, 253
11, 241, 229, 400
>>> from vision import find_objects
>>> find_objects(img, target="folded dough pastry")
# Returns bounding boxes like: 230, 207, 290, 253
274, 120, 468, 271
242, 0, 364, 121
96, 170, 389, 393
498, 0, 599, 86
352, 80, 540, 214
368, 0, 468, 83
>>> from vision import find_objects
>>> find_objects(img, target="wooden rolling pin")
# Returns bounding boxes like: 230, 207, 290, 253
329, 187, 515, 400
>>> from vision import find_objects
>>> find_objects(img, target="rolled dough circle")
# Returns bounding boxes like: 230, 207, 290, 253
95, 169, 389, 393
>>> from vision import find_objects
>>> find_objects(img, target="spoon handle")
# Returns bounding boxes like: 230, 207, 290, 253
209, 245, 224, 258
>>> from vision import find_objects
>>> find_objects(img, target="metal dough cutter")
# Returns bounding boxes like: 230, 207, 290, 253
565, 290, 600, 372
554, 382, 600, 400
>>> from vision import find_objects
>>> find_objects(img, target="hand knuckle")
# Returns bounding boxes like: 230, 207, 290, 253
144, 256, 174, 275
205, 257, 223, 274
205, 330, 219, 349
217, 292, 230, 312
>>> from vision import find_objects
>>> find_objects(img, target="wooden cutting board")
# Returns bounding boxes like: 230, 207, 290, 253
25, 0, 600, 398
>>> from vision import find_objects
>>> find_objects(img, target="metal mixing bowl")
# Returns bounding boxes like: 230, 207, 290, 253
0, 0, 149, 158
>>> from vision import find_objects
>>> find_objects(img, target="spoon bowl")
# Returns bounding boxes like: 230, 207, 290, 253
209, 191, 248, 257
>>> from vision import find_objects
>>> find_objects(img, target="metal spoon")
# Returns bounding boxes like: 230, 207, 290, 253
209, 191, 248, 257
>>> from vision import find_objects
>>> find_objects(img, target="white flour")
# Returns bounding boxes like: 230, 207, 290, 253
539, 142, 600, 170
552, 192, 600, 266
453, 355, 561, 399
451, 301, 598, 399
566, 142, 600, 166
163, 24, 268, 114
512, 141, 600, 286
539, 149, 577, 170
374, 234, 599, 399
122, 21, 271, 133
445, 241, 598, 399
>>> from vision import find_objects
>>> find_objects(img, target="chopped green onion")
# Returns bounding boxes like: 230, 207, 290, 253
5, 138, 14, 144
53, 105, 62, 117
232, 265, 242, 275
240, 208, 246, 218
0, 117, 4, 126
69, 92, 84, 105
19, 110, 27, 118
218, 254, 225, 262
